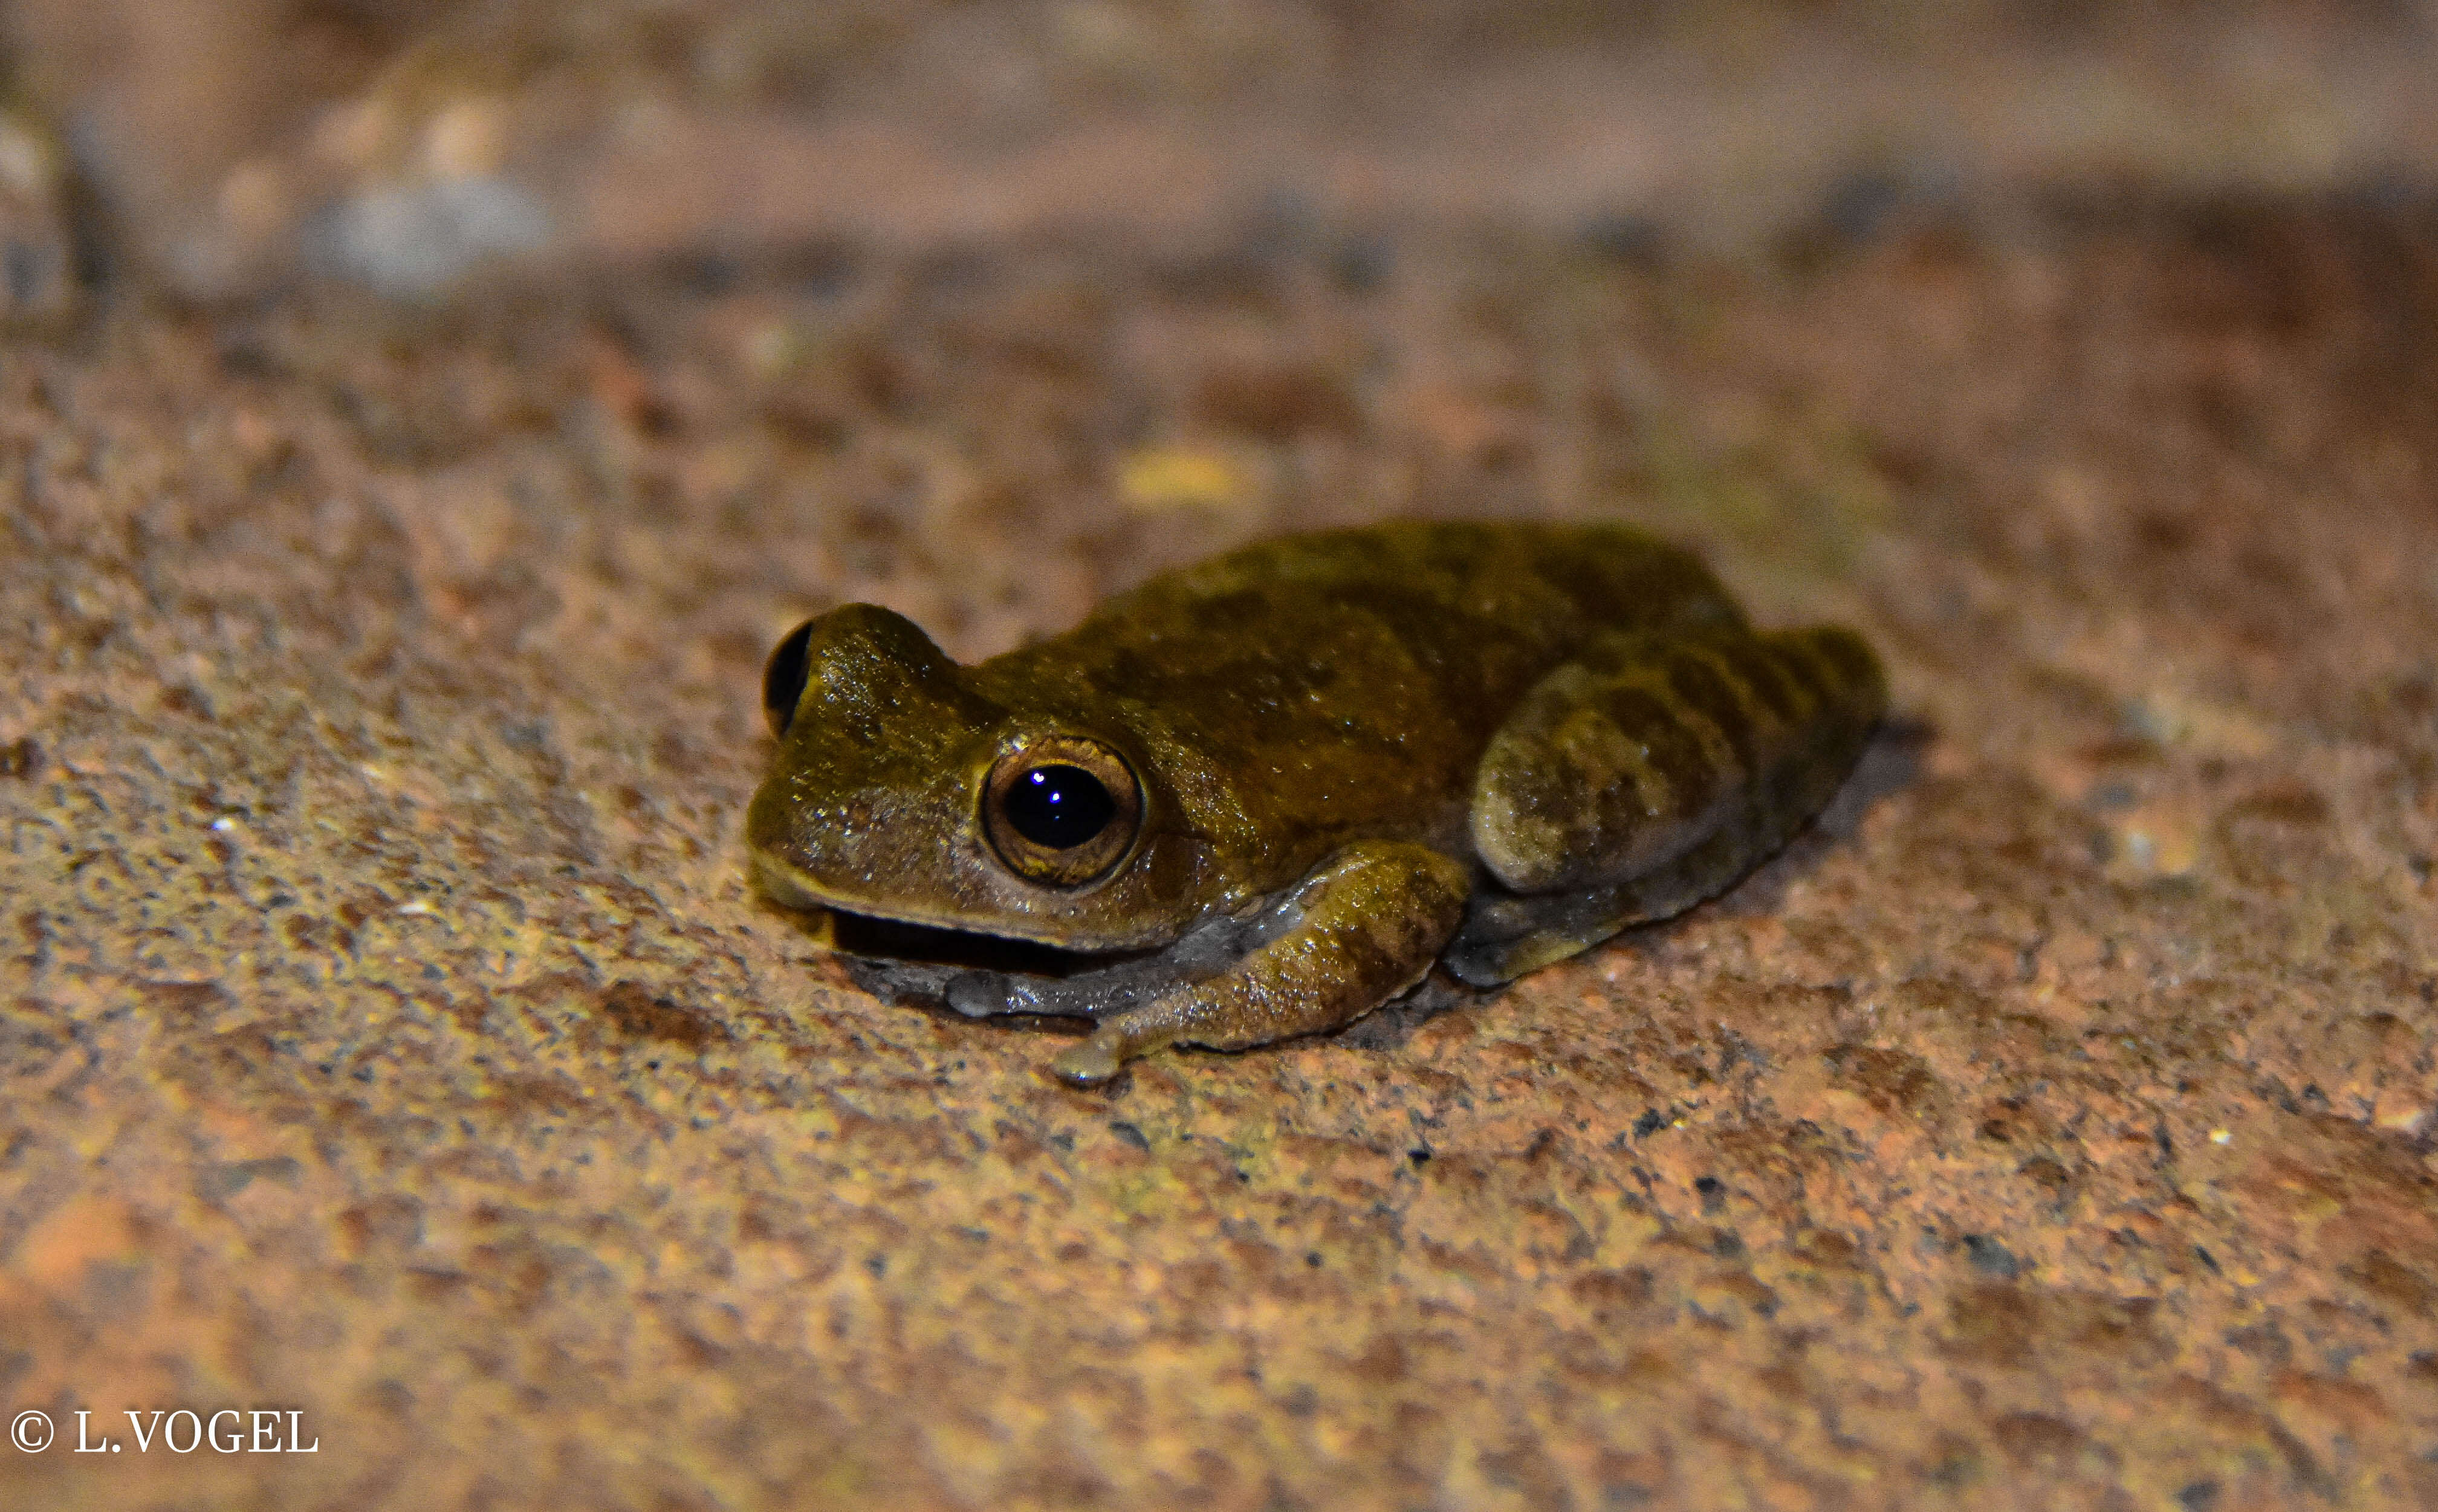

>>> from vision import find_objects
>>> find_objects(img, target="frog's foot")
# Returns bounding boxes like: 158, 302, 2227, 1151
1049, 841, 1467, 1087
1444, 814, 1772, 986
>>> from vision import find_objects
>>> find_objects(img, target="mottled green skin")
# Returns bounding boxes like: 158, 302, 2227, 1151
747, 521, 1885, 1084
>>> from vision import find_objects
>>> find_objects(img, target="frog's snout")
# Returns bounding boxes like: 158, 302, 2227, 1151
748, 850, 827, 913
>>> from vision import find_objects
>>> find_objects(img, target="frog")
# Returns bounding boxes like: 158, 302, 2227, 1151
747, 521, 1885, 1087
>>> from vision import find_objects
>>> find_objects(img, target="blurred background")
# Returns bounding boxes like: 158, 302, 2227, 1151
3, 1, 2436, 305
6, 1, 2433, 677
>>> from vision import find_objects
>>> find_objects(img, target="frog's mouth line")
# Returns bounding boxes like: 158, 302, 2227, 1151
824, 907, 1155, 981
753, 851, 1164, 966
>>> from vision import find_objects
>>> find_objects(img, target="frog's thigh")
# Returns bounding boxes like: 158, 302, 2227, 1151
1471, 630, 1758, 896
1455, 625, 1885, 985
1051, 841, 1468, 1087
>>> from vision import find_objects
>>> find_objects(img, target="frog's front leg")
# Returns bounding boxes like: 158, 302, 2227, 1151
941, 911, 1263, 1022
1049, 841, 1469, 1087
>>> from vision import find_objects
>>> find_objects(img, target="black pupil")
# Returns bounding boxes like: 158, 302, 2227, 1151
1003, 764, 1116, 850
762, 620, 815, 736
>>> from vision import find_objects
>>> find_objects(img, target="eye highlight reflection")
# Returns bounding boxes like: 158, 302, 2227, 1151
1002, 763, 1118, 849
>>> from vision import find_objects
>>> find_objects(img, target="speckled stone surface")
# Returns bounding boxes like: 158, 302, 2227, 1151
2, 201, 2437, 1510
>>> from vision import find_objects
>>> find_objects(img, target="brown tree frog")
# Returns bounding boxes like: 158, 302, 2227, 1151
748, 522, 1884, 1085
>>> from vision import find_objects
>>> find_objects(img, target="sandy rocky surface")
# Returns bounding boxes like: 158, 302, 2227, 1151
3, 9, 2438, 1512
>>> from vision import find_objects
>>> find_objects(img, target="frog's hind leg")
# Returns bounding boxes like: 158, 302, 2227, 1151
1447, 807, 1802, 985
1448, 625, 1884, 986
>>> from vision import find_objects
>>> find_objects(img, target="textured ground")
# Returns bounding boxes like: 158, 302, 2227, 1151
2, 193, 2438, 1510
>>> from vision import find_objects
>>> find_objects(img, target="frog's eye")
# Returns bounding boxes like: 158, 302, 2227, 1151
982, 737, 1143, 888
763, 619, 817, 736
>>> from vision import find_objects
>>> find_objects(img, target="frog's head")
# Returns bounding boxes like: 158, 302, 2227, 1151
745, 605, 1204, 951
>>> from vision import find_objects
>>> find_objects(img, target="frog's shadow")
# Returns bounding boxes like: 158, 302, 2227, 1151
785, 717, 1931, 1056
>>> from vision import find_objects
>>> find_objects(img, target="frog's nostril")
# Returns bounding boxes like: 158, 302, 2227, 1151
1003, 764, 1115, 848
763, 619, 817, 736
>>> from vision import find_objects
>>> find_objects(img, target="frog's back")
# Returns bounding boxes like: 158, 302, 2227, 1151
1022, 520, 1743, 712
1113, 520, 1736, 644
970, 522, 1745, 873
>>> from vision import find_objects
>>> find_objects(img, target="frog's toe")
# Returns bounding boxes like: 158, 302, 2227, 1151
1441, 940, 1522, 987
944, 971, 1014, 1018
1049, 1014, 1180, 1087
1442, 930, 1590, 987
1051, 1032, 1126, 1087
